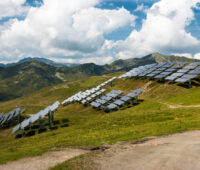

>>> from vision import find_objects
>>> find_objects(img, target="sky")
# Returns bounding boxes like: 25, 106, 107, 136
0, 0, 200, 65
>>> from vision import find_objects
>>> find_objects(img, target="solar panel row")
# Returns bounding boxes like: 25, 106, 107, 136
89, 89, 143, 112
0, 107, 24, 128
119, 62, 200, 87
12, 101, 60, 134
62, 77, 116, 106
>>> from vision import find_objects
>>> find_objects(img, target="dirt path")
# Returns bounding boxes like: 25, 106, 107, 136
160, 102, 200, 109
0, 148, 89, 170
141, 81, 153, 92
95, 131, 200, 170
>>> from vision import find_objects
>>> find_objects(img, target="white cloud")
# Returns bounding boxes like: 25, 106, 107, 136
134, 4, 148, 13
0, 0, 200, 64
171, 53, 193, 58
0, 0, 135, 63
0, 0, 28, 19
50, 56, 114, 65
116, 0, 200, 60
194, 53, 200, 59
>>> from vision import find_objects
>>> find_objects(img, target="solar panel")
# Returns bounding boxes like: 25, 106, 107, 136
162, 72, 172, 76
108, 93, 118, 98
175, 78, 189, 83
86, 97, 92, 101
152, 71, 162, 74
95, 91, 101, 96
154, 74, 166, 79
12, 124, 20, 134
107, 103, 118, 110
157, 67, 166, 71
21, 119, 30, 129
1, 114, 9, 125
91, 94, 96, 98
134, 89, 143, 94
177, 69, 190, 73
95, 99, 102, 103
40, 107, 50, 118
184, 65, 197, 69
171, 73, 184, 77
91, 102, 101, 108
182, 74, 197, 79
81, 100, 87, 104
166, 68, 177, 72
146, 73, 156, 77
101, 96, 107, 100
98, 99, 107, 105
188, 70, 200, 75
30, 113, 40, 124
189, 62, 200, 66
7, 111, 15, 121
114, 100, 125, 106
165, 76, 177, 81
120, 96, 131, 102
14, 108, 21, 117
104, 96, 112, 101
127, 93, 138, 98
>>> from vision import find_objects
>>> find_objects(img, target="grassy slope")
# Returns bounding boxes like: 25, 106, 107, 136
0, 73, 200, 165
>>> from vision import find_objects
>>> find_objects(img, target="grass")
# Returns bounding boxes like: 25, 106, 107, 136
0, 73, 200, 165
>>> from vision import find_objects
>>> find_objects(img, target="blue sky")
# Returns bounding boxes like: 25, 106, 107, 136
0, 0, 200, 64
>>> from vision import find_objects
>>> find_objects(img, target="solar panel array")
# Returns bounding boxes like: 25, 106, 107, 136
12, 101, 60, 134
0, 108, 24, 128
89, 89, 143, 112
119, 62, 200, 86
62, 77, 116, 105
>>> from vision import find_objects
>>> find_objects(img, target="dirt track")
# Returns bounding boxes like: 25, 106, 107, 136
1, 131, 200, 170
95, 131, 200, 170
0, 148, 88, 170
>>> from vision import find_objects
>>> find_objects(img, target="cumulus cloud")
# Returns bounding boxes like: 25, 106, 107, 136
0, 0, 28, 19
116, 0, 200, 59
0, 0, 135, 63
134, 4, 148, 13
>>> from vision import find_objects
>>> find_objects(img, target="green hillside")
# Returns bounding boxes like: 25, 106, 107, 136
0, 72, 200, 165
0, 53, 199, 101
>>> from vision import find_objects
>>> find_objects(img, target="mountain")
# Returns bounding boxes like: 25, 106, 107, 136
0, 53, 199, 101
0, 57, 79, 68
104, 53, 199, 72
